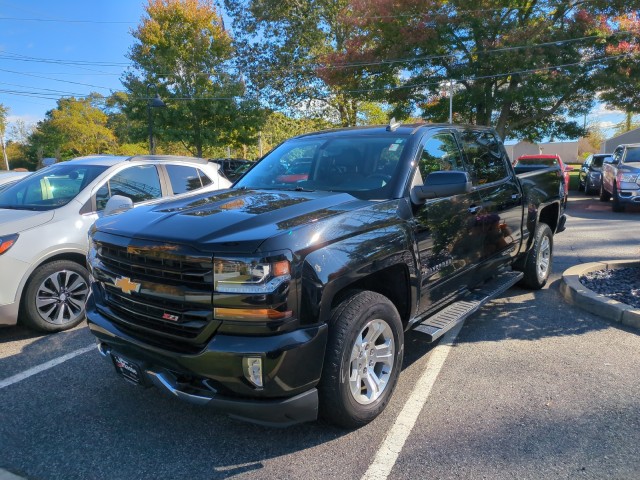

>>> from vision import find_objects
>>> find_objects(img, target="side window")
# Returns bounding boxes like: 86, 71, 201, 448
165, 164, 203, 194
418, 132, 464, 179
199, 169, 213, 187
460, 130, 509, 186
96, 165, 162, 211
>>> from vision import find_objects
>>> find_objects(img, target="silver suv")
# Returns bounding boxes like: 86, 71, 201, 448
0, 155, 231, 332
601, 143, 640, 212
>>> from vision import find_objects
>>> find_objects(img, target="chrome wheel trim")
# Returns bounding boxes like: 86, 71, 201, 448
537, 235, 551, 281
35, 270, 89, 325
348, 318, 395, 405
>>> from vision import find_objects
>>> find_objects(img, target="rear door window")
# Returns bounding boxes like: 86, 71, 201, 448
165, 164, 204, 194
460, 130, 509, 185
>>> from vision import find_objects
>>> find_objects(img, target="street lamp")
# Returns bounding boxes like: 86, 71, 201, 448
146, 84, 166, 155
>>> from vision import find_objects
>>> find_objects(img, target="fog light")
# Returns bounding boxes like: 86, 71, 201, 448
243, 357, 263, 388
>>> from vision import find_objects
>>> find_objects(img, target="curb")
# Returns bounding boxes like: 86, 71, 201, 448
559, 260, 640, 331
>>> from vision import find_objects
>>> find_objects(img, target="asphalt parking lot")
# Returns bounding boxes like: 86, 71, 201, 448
1, 194, 639, 480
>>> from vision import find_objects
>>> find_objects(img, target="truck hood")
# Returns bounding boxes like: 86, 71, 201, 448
0, 209, 55, 235
95, 189, 366, 252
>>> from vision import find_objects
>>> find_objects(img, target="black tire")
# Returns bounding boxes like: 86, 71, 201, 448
319, 290, 404, 428
599, 183, 611, 202
519, 223, 553, 290
612, 183, 625, 212
20, 260, 90, 332
578, 180, 585, 192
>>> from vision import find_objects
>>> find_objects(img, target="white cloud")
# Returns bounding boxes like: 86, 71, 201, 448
7, 114, 39, 125
592, 102, 624, 116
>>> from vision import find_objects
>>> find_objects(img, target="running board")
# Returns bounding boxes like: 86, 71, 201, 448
413, 270, 524, 342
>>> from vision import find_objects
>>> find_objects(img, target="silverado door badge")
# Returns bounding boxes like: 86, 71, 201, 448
114, 276, 141, 295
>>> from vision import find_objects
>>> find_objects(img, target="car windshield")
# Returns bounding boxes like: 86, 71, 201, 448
625, 147, 640, 163
0, 164, 108, 210
234, 134, 409, 199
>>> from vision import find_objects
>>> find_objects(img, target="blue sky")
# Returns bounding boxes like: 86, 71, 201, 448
0, 0, 144, 125
0, 0, 626, 140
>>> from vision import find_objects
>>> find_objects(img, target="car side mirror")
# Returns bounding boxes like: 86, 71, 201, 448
103, 195, 133, 216
411, 171, 472, 204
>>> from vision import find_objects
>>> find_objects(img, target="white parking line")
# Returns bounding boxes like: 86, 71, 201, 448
361, 322, 464, 480
0, 345, 96, 390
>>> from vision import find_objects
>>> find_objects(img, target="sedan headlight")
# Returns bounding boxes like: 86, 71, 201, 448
214, 256, 291, 294
0, 233, 19, 255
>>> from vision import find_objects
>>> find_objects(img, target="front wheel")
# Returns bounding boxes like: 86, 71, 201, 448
319, 290, 404, 428
519, 223, 553, 290
20, 260, 90, 332
612, 183, 625, 212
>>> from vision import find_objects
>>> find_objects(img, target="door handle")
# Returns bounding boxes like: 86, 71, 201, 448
468, 205, 481, 215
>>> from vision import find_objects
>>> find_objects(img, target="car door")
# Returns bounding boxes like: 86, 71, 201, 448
457, 128, 523, 273
412, 129, 485, 313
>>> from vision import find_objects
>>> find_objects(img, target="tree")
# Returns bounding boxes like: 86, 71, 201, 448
223, 0, 390, 127
598, 13, 640, 125
323, 0, 639, 140
27, 95, 116, 162
122, 0, 264, 158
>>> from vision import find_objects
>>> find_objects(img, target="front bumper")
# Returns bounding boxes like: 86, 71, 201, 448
86, 291, 328, 426
616, 185, 640, 205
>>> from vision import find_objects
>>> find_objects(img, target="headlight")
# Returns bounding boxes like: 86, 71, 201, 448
618, 173, 638, 183
214, 255, 291, 294
0, 233, 19, 255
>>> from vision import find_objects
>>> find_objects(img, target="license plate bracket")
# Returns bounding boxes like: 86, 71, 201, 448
111, 352, 144, 385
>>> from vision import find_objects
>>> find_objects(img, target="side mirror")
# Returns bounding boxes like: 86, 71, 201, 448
411, 171, 472, 204
103, 195, 133, 216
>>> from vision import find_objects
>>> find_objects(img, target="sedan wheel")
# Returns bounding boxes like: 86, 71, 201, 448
21, 260, 90, 332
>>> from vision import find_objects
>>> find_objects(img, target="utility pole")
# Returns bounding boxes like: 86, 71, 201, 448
0, 134, 9, 170
449, 80, 453, 124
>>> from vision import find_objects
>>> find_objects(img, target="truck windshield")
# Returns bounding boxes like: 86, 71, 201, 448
625, 147, 640, 163
234, 134, 409, 199
0, 164, 108, 211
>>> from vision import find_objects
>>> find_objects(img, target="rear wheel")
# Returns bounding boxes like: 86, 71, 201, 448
599, 183, 611, 202
20, 260, 90, 332
612, 183, 625, 212
319, 290, 403, 428
519, 223, 553, 290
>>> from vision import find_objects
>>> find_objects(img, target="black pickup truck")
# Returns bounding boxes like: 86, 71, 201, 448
86, 123, 565, 428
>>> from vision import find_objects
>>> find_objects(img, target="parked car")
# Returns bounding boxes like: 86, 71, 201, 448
515, 154, 572, 205
275, 158, 312, 183
600, 144, 640, 212
579, 153, 612, 195
208, 158, 252, 181
0, 171, 31, 192
85, 123, 565, 428
0, 155, 231, 333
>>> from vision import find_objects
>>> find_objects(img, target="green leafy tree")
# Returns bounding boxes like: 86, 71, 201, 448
26, 95, 116, 162
122, 0, 264, 158
323, 0, 638, 140
223, 0, 390, 127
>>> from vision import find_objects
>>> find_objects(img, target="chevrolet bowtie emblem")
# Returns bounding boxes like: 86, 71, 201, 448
114, 276, 141, 295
